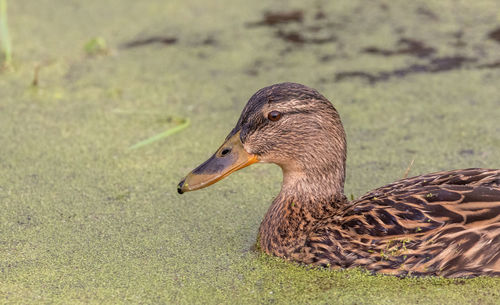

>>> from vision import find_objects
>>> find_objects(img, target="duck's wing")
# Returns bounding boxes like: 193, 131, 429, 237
331, 168, 500, 276
342, 168, 500, 237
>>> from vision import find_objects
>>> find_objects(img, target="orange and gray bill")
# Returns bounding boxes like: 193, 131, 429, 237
177, 131, 259, 194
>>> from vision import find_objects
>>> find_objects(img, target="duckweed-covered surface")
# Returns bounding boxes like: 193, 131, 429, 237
1, 1, 500, 304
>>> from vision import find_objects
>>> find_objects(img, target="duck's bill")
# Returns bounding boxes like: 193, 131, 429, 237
177, 132, 259, 194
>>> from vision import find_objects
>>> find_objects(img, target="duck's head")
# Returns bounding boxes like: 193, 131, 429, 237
177, 82, 346, 198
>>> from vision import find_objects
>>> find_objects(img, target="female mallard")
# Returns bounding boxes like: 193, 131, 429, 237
177, 82, 500, 277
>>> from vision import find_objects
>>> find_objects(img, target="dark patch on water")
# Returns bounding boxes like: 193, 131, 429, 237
477, 61, 500, 69
416, 7, 439, 21
459, 149, 474, 156
245, 69, 259, 76
315, 11, 326, 20
276, 30, 336, 44
428, 57, 476, 71
121, 36, 178, 48
246, 9, 500, 83
248, 10, 303, 27
488, 27, 500, 43
244, 59, 264, 76
379, 3, 389, 11
363, 38, 435, 58
335, 56, 477, 84
247, 9, 336, 45
201, 37, 217, 46
279, 46, 294, 56
450, 31, 466, 48
335, 71, 380, 84
319, 54, 336, 62
277, 30, 306, 44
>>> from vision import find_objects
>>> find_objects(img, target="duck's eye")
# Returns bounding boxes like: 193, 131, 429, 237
267, 111, 282, 122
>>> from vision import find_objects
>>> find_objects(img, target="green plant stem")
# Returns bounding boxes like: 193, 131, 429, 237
129, 117, 190, 150
0, 0, 12, 66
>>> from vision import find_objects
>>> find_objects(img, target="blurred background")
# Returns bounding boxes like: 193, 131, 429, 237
1, 1, 500, 304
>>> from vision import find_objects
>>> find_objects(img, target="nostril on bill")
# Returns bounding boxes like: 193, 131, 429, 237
220, 148, 231, 156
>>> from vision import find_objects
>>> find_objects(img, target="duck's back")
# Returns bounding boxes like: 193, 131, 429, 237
316, 168, 500, 277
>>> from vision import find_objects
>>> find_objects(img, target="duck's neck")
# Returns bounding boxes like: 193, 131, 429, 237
258, 167, 347, 257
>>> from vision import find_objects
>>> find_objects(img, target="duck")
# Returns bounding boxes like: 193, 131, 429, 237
177, 82, 500, 277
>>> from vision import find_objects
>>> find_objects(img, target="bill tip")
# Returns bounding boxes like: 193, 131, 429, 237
177, 179, 185, 194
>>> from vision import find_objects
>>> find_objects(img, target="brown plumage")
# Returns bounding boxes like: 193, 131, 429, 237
178, 82, 500, 277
